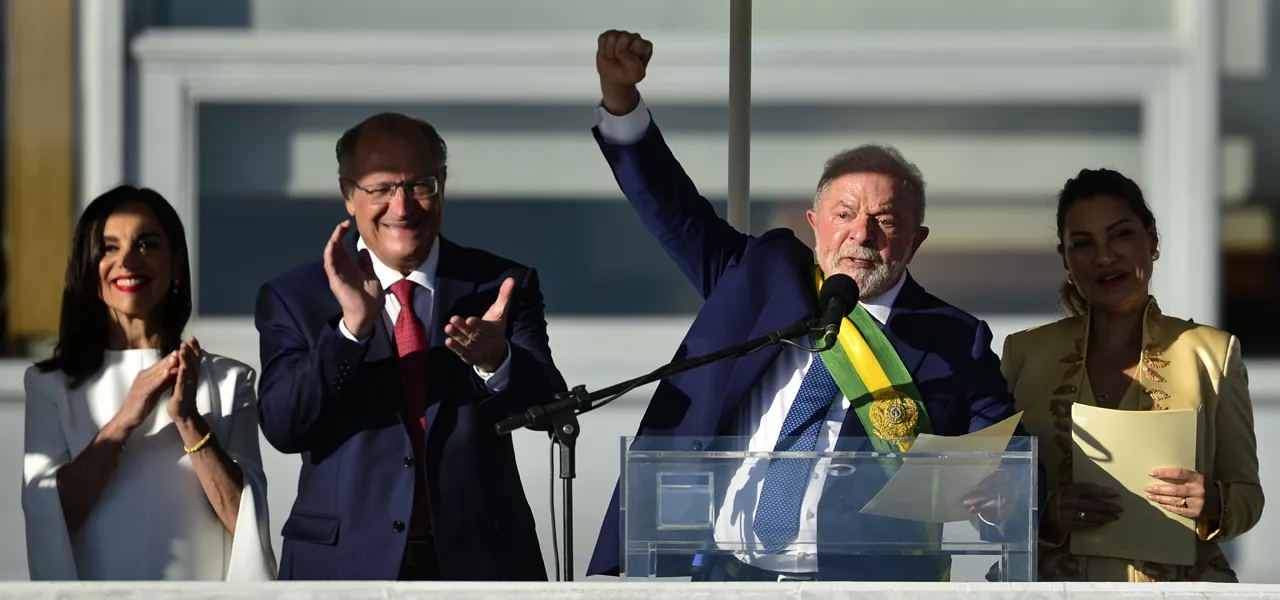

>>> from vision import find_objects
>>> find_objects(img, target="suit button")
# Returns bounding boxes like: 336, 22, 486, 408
404, 456, 414, 468
393, 520, 405, 532
691, 440, 702, 450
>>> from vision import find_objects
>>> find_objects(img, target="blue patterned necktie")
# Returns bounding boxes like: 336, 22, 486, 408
752, 356, 841, 554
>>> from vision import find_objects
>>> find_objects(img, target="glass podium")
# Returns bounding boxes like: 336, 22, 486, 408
620, 435, 1038, 581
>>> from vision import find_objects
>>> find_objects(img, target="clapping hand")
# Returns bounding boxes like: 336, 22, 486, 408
116, 351, 179, 431
324, 220, 383, 339
167, 337, 202, 421
444, 277, 516, 373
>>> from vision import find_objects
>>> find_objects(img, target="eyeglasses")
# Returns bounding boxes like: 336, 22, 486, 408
344, 177, 440, 204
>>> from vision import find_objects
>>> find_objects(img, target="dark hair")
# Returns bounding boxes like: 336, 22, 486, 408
35, 185, 192, 388
335, 112, 448, 180
1055, 168, 1158, 316
814, 144, 926, 226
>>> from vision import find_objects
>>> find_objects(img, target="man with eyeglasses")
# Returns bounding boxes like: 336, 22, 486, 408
255, 112, 566, 581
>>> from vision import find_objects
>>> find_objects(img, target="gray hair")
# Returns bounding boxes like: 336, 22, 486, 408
812, 144, 926, 226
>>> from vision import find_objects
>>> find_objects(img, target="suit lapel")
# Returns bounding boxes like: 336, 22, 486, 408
424, 237, 477, 438
431, 238, 478, 347
879, 274, 928, 377
715, 255, 818, 426
371, 316, 404, 409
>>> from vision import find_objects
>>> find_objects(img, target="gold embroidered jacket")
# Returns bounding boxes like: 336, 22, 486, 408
1000, 298, 1263, 582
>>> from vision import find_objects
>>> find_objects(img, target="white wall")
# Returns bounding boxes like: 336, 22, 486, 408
5, 383, 1279, 582
6, 317, 1277, 582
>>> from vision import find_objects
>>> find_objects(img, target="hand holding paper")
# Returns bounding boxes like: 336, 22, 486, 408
961, 470, 1010, 520
1045, 482, 1123, 538
1146, 467, 1220, 522
1071, 403, 1200, 566
859, 412, 1025, 524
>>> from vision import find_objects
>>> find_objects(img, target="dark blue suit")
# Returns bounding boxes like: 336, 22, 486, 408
586, 120, 1026, 580
256, 234, 565, 580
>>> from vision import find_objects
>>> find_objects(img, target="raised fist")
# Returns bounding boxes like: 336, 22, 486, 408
596, 30, 652, 115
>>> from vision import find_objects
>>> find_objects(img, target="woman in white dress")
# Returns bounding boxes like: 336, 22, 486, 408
21, 185, 276, 581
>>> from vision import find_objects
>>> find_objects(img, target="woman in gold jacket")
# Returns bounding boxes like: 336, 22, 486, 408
1001, 168, 1262, 581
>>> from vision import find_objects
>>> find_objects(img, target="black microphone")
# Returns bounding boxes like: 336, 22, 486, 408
817, 274, 860, 348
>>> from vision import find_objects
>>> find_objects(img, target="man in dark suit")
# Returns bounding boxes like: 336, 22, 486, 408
586, 31, 1027, 581
255, 113, 565, 581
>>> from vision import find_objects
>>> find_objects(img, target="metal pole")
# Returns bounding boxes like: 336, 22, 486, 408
727, 0, 751, 232
78, 0, 126, 211
1178, 0, 1219, 327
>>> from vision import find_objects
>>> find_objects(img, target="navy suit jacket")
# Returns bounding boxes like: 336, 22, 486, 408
255, 234, 566, 580
586, 120, 1028, 580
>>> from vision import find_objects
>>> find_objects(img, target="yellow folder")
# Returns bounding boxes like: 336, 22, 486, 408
1070, 403, 1200, 565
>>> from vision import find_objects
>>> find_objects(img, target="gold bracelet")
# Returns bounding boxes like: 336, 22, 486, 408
184, 431, 212, 454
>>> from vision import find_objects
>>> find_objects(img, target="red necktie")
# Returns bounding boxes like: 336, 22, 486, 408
389, 279, 431, 535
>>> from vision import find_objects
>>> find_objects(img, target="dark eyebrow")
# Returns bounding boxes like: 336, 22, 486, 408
102, 231, 162, 243
1105, 217, 1134, 231
1068, 217, 1132, 238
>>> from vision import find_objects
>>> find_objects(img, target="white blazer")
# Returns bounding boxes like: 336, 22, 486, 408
22, 349, 277, 581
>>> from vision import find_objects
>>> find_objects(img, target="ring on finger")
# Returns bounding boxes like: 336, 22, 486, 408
1179, 497, 1188, 508
1077, 510, 1087, 522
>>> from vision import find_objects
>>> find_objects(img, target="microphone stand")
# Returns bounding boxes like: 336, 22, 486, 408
495, 318, 832, 582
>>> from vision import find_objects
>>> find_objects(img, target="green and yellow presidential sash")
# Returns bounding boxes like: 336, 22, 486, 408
813, 268, 948, 580
813, 268, 934, 457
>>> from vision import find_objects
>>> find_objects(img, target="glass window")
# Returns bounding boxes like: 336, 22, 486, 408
153, 0, 1176, 33
194, 101, 1141, 318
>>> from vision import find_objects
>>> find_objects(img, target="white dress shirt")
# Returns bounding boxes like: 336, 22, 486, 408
596, 97, 908, 573
338, 236, 511, 391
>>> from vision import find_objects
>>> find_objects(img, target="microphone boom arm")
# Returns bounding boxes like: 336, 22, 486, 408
495, 317, 830, 435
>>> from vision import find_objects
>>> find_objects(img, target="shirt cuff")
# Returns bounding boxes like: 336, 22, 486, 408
595, 96, 651, 145
474, 343, 512, 392
337, 318, 372, 344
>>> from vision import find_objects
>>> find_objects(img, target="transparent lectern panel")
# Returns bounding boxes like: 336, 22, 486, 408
656, 472, 716, 530
621, 435, 1038, 581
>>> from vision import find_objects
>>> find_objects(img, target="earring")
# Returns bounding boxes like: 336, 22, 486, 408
1066, 274, 1075, 286
1152, 250, 1160, 261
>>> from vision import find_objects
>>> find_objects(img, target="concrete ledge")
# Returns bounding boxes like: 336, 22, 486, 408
0, 582, 1278, 599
